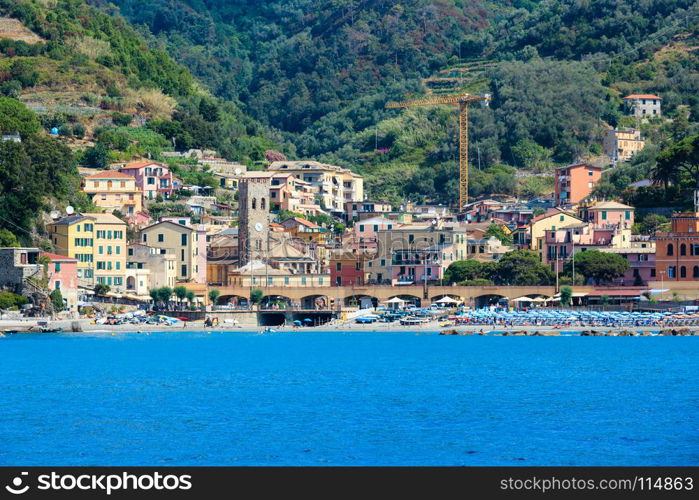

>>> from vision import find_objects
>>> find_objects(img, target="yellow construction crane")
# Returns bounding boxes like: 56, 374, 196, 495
386, 93, 488, 212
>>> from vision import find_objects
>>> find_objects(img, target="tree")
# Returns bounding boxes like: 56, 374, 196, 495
444, 260, 486, 284
0, 98, 40, 137
653, 135, 699, 193
634, 214, 669, 236
94, 283, 110, 296
484, 224, 513, 245
159, 287, 173, 308
560, 286, 572, 307
82, 144, 110, 169
565, 250, 629, 285
50, 289, 64, 312
174, 285, 187, 306
208, 289, 221, 305
250, 288, 263, 305
186, 290, 196, 308
492, 250, 554, 286
0, 229, 20, 247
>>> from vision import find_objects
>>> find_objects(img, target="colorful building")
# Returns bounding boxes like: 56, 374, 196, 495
578, 201, 634, 229
47, 213, 128, 290
267, 160, 364, 213
529, 208, 583, 251
83, 171, 143, 216
40, 252, 79, 312
126, 244, 177, 291
330, 250, 372, 287
349, 216, 394, 251
140, 221, 206, 283
343, 201, 392, 222
554, 163, 602, 206
655, 213, 699, 281
603, 129, 645, 163
118, 161, 176, 200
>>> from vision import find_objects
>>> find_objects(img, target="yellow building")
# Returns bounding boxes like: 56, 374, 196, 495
83, 171, 143, 216
603, 129, 645, 163
529, 208, 583, 251
139, 221, 206, 283
47, 213, 128, 290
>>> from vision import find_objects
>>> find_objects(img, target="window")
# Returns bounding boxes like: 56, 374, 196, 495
668, 266, 676, 278
680, 266, 687, 278
625, 211, 631, 220
143, 234, 147, 243
356, 262, 361, 271
694, 266, 699, 278
301, 277, 307, 285
181, 233, 187, 246
601, 211, 607, 220
158, 233, 164, 242
650, 269, 656, 278
128, 248, 133, 256
261, 198, 266, 210
667, 244, 674, 256
181, 265, 187, 276
98, 246, 103, 255
680, 244, 687, 256
55, 262, 61, 272
284, 277, 290, 285
147, 177, 155, 185
408, 235, 414, 244
336, 262, 342, 271
359, 225, 364, 232
252, 198, 257, 209
559, 215, 564, 222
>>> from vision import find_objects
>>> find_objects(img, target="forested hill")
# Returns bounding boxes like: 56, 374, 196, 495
97, 0, 512, 133
97, 0, 699, 205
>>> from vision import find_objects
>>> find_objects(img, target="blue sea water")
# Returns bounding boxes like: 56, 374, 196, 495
0, 330, 697, 466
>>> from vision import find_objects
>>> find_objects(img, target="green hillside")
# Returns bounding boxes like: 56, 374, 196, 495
99, 0, 699, 205
0, 0, 276, 245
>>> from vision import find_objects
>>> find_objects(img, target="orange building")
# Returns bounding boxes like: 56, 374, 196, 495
655, 213, 699, 281
554, 163, 602, 206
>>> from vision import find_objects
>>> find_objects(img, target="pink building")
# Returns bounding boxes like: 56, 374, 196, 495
579, 201, 634, 229
541, 223, 628, 271
349, 216, 394, 252
119, 161, 175, 200
391, 243, 456, 284
41, 252, 79, 312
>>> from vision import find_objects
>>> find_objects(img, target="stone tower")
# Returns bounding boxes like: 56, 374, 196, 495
238, 176, 271, 266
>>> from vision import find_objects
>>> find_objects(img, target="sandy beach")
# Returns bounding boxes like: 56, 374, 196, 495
3, 317, 698, 336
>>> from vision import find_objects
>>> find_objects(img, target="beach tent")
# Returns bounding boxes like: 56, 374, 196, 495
387, 297, 406, 310
435, 296, 460, 305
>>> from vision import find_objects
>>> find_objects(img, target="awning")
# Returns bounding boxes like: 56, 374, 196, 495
646, 288, 669, 295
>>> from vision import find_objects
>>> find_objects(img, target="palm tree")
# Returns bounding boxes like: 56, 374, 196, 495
208, 289, 220, 307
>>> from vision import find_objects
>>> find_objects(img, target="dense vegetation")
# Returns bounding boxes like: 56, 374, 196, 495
99, 0, 699, 204
0, 98, 90, 244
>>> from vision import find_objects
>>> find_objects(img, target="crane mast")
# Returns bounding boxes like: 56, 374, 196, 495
386, 93, 487, 212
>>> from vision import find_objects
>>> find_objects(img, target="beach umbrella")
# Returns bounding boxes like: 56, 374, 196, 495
303, 318, 313, 323
293, 320, 302, 326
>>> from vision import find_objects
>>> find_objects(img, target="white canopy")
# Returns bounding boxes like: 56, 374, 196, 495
387, 297, 406, 304
435, 296, 460, 304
